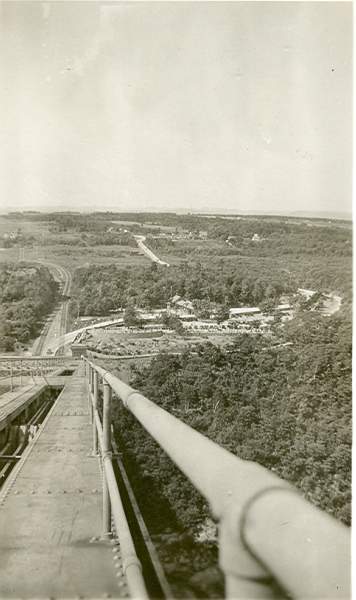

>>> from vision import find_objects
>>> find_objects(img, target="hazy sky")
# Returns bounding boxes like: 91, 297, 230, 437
0, 1, 352, 214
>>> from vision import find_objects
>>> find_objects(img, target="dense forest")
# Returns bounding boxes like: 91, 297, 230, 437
70, 262, 294, 315
6, 211, 351, 258
70, 252, 350, 317
5, 213, 351, 302
39, 232, 136, 247
147, 222, 351, 259
110, 310, 351, 597
0, 263, 58, 351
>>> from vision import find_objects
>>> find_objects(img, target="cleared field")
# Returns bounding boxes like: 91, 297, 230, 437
112, 219, 176, 232
0, 244, 148, 270
0, 217, 52, 237
81, 327, 235, 357
0, 248, 22, 262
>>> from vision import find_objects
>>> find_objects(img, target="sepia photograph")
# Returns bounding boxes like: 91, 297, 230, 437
0, 1, 352, 598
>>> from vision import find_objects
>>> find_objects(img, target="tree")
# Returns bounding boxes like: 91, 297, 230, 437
123, 305, 141, 327
215, 305, 229, 323
162, 311, 184, 334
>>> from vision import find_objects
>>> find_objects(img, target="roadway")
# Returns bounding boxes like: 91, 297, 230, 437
134, 235, 170, 266
30, 261, 72, 356
44, 317, 126, 356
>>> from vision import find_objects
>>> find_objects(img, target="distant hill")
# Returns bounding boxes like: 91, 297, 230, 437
1, 207, 352, 222
194, 209, 352, 221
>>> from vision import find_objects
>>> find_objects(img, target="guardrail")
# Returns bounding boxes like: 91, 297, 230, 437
0, 355, 78, 363
0, 356, 79, 390
83, 356, 350, 599
84, 357, 149, 599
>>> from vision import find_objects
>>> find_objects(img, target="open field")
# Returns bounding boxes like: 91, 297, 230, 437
0, 244, 149, 270
112, 219, 176, 232
0, 216, 53, 237
81, 327, 236, 357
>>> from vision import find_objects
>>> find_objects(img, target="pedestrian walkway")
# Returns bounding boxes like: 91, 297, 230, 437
0, 364, 125, 599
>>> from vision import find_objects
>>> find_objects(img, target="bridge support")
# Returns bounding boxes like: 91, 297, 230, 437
92, 371, 99, 456
90, 367, 95, 425
87, 365, 92, 421
102, 382, 112, 537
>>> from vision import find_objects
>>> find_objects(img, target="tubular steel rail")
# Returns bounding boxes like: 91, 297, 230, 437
85, 358, 149, 600
83, 356, 350, 600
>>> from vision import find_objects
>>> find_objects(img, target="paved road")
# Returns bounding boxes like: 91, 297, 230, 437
44, 318, 128, 355
31, 262, 72, 356
134, 235, 170, 266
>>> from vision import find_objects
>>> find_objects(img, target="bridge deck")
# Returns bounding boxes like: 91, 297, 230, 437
0, 365, 125, 599
0, 383, 48, 432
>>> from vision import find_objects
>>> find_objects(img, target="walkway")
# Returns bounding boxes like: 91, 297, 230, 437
0, 364, 125, 599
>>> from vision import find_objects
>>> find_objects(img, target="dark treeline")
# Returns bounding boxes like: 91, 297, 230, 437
70, 262, 296, 316
110, 311, 351, 596
70, 252, 350, 317
147, 223, 351, 258
40, 232, 136, 247
90, 210, 351, 230
0, 263, 58, 351
92, 211, 351, 245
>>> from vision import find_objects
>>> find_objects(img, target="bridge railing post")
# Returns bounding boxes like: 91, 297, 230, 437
89, 367, 95, 424
87, 365, 92, 415
102, 381, 112, 537
92, 371, 99, 456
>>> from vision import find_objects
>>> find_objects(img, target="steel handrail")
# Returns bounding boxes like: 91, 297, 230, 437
93, 407, 149, 599
83, 356, 350, 599
85, 362, 149, 599
0, 356, 78, 362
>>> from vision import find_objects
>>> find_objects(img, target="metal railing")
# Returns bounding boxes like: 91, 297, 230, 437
0, 356, 78, 390
84, 357, 149, 599
83, 356, 350, 599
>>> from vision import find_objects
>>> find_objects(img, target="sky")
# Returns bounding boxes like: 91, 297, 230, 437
0, 1, 352, 215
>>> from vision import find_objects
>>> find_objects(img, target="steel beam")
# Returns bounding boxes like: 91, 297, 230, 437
102, 382, 112, 537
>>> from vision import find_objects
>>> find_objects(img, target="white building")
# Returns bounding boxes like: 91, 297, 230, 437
229, 307, 261, 318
